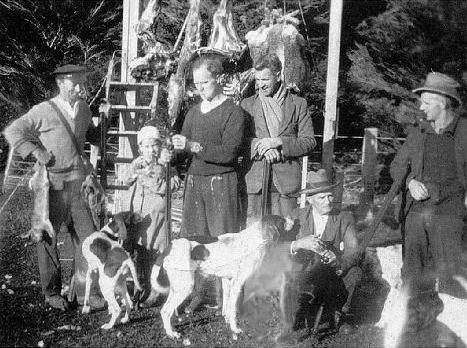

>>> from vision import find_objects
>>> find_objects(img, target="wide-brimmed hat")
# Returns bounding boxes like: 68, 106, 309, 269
137, 126, 161, 145
297, 169, 339, 196
52, 64, 89, 76
412, 72, 462, 106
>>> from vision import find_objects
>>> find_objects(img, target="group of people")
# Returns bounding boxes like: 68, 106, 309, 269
4, 51, 467, 344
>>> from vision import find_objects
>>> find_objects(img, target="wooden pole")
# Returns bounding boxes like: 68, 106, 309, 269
361, 127, 378, 204
115, 0, 141, 212
321, 0, 343, 176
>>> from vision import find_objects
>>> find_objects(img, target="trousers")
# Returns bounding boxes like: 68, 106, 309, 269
403, 209, 467, 298
37, 179, 95, 298
181, 172, 239, 237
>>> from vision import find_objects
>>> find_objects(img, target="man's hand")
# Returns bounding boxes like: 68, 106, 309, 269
263, 148, 281, 163
254, 137, 282, 157
158, 148, 173, 166
292, 235, 326, 254
321, 249, 337, 266
98, 99, 111, 117
408, 179, 430, 201
32, 149, 52, 166
172, 134, 187, 150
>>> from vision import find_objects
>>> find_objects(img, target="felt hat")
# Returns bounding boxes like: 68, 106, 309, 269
52, 64, 89, 76
412, 72, 462, 106
297, 169, 339, 196
137, 126, 161, 145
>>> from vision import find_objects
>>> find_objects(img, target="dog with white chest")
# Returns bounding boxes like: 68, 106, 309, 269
81, 211, 142, 329
151, 215, 294, 340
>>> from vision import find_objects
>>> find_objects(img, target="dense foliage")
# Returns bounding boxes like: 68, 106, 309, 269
1, 0, 467, 162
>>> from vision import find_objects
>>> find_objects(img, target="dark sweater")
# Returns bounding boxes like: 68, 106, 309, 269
181, 98, 245, 175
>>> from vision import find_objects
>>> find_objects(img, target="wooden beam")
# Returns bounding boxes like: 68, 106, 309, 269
321, 0, 343, 176
115, 0, 142, 212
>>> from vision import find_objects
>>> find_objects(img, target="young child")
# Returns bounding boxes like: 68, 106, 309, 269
125, 126, 180, 305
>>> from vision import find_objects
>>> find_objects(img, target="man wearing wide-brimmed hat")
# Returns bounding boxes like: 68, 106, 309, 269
4, 64, 108, 311
273, 169, 362, 343
391, 72, 467, 332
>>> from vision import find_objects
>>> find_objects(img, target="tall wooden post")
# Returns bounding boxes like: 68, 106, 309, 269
115, 0, 141, 212
321, 0, 343, 176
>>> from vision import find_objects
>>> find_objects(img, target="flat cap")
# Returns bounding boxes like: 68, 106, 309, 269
52, 64, 89, 75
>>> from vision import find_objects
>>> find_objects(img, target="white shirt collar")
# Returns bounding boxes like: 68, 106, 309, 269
52, 96, 78, 120
312, 208, 328, 239
200, 94, 228, 114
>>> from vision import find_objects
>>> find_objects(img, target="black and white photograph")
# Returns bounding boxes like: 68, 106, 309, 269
1, 0, 466, 347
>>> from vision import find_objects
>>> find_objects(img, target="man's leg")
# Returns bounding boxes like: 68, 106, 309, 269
401, 211, 428, 295
279, 194, 298, 217
247, 193, 261, 222
180, 175, 209, 237
341, 266, 363, 314
205, 172, 239, 235
427, 214, 467, 298
42, 186, 69, 309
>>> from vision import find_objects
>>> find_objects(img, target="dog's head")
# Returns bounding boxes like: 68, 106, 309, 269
103, 211, 142, 243
259, 215, 295, 243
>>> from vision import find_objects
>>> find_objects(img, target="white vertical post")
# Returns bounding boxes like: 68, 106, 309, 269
322, 0, 343, 176
115, 0, 141, 212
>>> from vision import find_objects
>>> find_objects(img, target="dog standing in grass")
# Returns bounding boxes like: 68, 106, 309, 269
81, 212, 142, 329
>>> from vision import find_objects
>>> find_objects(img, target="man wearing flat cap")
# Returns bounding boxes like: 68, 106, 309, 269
391, 72, 467, 329
4, 64, 108, 311
253, 169, 362, 343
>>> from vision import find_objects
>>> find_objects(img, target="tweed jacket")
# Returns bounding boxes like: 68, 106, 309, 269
240, 91, 316, 195
291, 205, 362, 274
390, 117, 467, 216
4, 98, 100, 189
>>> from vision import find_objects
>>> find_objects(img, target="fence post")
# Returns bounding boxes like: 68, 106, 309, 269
361, 127, 378, 204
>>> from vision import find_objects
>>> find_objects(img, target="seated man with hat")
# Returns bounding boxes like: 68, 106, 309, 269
277, 169, 363, 341
4, 64, 109, 311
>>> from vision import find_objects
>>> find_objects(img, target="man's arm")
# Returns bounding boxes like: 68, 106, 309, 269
280, 98, 316, 158
4, 106, 43, 159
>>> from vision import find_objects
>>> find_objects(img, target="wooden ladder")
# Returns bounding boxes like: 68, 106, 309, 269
91, 57, 161, 212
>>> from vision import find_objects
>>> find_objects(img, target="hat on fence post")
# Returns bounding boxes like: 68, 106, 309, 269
297, 169, 339, 196
412, 72, 462, 106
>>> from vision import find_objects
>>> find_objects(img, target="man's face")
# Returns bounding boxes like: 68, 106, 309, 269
307, 191, 334, 215
57, 73, 87, 105
139, 138, 161, 162
192, 66, 221, 102
419, 92, 446, 122
254, 68, 281, 97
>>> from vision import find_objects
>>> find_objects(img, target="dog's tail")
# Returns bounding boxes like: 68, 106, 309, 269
123, 258, 143, 292
150, 264, 169, 295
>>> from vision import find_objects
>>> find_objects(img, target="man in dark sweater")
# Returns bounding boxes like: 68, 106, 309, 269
391, 73, 467, 337
173, 54, 245, 237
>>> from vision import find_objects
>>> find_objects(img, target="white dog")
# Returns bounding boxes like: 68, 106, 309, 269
81, 212, 142, 329
375, 243, 467, 347
151, 215, 293, 340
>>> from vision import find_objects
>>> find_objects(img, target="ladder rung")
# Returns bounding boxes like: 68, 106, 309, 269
107, 130, 138, 136
108, 81, 157, 90
110, 105, 153, 112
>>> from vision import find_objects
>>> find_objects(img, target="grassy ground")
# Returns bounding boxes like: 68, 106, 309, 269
0, 179, 460, 347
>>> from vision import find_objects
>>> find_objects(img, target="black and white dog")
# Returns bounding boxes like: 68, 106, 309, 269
81, 211, 142, 329
150, 215, 294, 340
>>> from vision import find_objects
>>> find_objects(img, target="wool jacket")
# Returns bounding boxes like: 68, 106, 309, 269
390, 117, 467, 216
240, 91, 316, 195
4, 98, 100, 189
290, 205, 362, 274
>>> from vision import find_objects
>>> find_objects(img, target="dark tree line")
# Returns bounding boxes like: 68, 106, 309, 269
1, 0, 467, 163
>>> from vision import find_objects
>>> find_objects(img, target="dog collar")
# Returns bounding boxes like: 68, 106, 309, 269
100, 225, 119, 241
